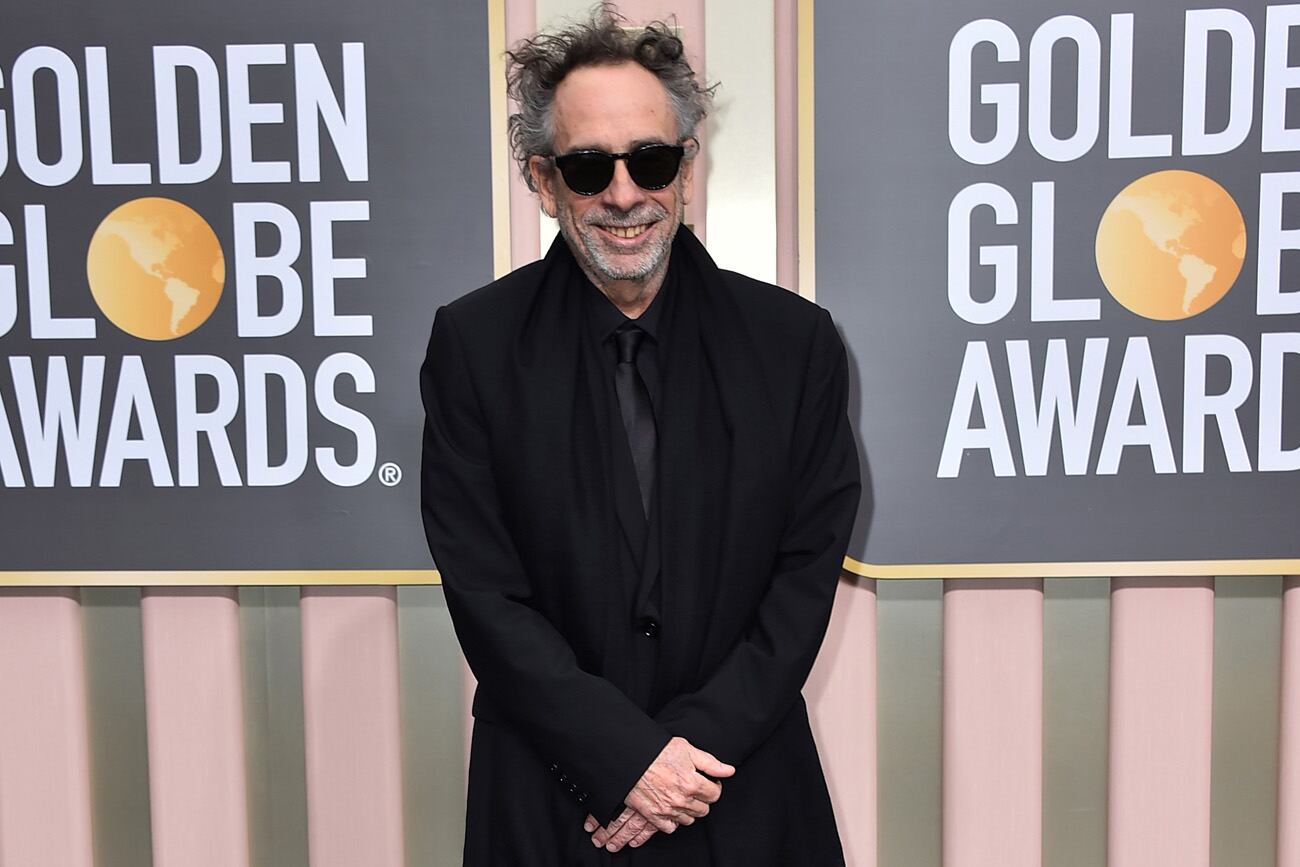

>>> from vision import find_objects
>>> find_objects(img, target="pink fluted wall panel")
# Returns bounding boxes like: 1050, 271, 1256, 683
1108, 579, 1213, 867
943, 580, 1043, 867
806, 576, 878, 867
505, 0, 540, 268
0, 590, 95, 867
300, 588, 405, 867
773, 0, 798, 290
141, 589, 250, 867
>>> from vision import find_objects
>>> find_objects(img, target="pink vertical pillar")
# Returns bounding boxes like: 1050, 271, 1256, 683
0, 590, 95, 867
300, 587, 405, 867
1280, 576, 1300, 867
505, 0, 539, 266
805, 575, 877, 867
141, 588, 250, 867
942, 579, 1043, 867
773, 0, 798, 290
1108, 579, 1213, 867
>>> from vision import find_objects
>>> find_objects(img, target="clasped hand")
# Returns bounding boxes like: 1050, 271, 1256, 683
583, 736, 735, 853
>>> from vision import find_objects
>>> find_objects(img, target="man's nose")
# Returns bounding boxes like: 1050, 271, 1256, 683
602, 158, 643, 211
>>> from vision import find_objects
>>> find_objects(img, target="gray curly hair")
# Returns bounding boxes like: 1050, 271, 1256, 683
506, 2, 716, 192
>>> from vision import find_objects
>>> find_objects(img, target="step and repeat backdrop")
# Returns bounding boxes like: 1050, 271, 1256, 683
818, 0, 1300, 576
0, 0, 492, 577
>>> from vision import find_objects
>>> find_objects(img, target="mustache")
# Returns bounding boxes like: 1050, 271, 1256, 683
580, 204, 667, 227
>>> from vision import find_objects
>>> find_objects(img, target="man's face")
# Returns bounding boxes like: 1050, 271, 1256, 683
530, 62, 694, 291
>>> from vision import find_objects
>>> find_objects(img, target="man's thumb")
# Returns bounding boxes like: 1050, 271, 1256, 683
692, 748, 735, 778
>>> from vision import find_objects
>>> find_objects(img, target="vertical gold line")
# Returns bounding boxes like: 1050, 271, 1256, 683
488, 0, 512, 279
796, 0, 815, 301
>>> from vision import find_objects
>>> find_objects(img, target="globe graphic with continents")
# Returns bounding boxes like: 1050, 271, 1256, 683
1095, 170, 1246, 321
86, 197, 225, 340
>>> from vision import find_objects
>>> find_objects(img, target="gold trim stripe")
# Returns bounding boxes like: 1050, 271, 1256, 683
796, 0, 815, 301
845, 556, 1300, 579
0, 571, 441, 587
488, 0, 511, 279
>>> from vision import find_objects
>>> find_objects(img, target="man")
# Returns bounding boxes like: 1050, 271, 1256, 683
420, 7, 861, 864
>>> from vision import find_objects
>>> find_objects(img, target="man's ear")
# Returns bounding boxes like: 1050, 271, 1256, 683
679, 137, 698, 206
529, 156, 558, 218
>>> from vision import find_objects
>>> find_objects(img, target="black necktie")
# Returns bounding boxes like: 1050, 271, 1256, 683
614, 323, 656, 517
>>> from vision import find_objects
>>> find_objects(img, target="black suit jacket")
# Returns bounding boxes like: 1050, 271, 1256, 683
420, 228, 862, 865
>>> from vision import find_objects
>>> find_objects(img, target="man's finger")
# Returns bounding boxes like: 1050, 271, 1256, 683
694, 775, 723, 804
628, 823, 657, 849
603, 810, 651, 852
677, 797, 710, 819
689, 745, 735, 778
583, 814, 598, 834
593, 808, 633, 847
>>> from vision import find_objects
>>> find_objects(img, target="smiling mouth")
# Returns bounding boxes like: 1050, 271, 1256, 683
602, 223, 651, 240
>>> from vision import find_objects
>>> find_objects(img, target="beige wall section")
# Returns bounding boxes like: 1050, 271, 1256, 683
703, 0, 776, 283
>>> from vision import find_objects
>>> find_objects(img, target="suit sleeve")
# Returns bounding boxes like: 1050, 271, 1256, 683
652, 308, 862, 764
420, 305, 671, 824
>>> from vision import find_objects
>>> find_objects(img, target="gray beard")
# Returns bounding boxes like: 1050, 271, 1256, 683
556, 199, 679, 285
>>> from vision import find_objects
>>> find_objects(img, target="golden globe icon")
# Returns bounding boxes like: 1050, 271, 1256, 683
1095, 170, 1247, 321
86, 197, 225, 340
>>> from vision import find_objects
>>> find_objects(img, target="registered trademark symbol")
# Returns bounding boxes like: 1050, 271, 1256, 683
378, 462, 402, 486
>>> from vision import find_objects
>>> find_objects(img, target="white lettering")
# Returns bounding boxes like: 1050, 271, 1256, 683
294, 43, 369, 182
227, 44, 291, 183
948, 20, 1020, 165
234, 202, 303, 337
1097, 337, 1176, 475
1257, 172, 1300, 315
938, 341, 1016, 478
99, 356, 173, 486
12, 47, 83, 186
948, 183, 1018, 325
1030, 181, 1099, 322
153, 46, 223, 185
25, 206, 96, 339
175, 354, 243, 486
1007, 337, 1107, 476
10, 355, 104, 487
1028, 16, 1102, 162
1109, 14, 1173, 159
311, 200, 371, 336
1259, 332, 1300, 472
85, 47, 152, 185
244, 354, 309, 486
1182, 8, 1255, 157
1182, 334, 1252, 473
1262, 4, 1300, 153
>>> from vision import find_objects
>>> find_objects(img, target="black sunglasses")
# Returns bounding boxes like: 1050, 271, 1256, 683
551, 143, 686, 196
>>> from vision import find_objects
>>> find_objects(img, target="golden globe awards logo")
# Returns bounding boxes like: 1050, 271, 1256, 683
1095, 170, 1246, 321
0, 43, 382, 490
87, 197, 226, 341
940, 6, 1300, 479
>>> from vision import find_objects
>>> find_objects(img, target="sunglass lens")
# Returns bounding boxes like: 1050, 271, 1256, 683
557, 153, 614, 196
627, 146, 683, 190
